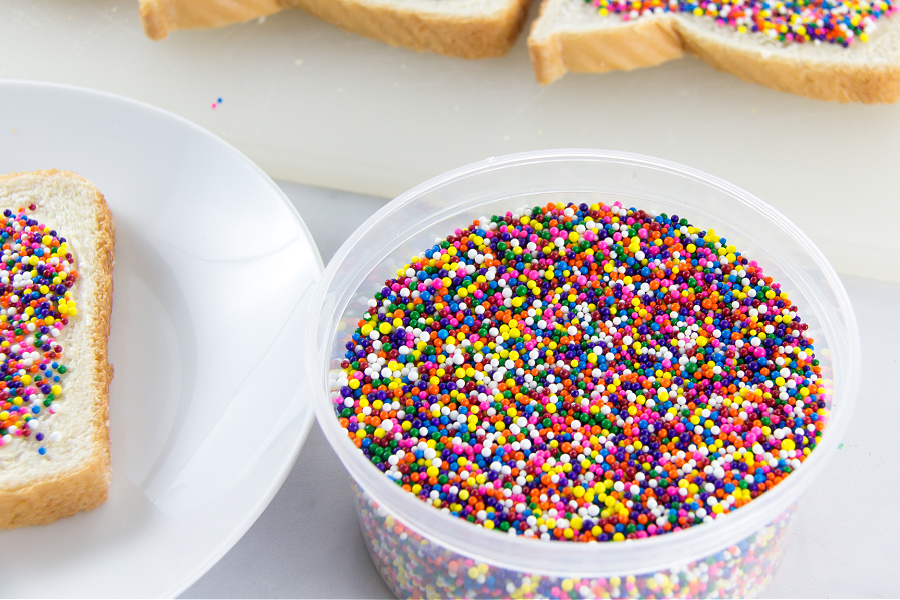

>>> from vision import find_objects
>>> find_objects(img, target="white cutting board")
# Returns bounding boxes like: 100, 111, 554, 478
2, 0, 899, 281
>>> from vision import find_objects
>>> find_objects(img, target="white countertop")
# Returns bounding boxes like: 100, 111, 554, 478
180, 180, 900, 599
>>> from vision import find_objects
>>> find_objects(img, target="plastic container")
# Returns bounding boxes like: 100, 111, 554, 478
308, 149, 859, 598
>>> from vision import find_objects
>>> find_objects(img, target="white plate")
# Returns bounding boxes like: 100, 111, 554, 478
0, 81, 323, 598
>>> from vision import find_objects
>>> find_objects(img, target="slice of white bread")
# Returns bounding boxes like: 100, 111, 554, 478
0, 171, 114, 529
139, 0, 532, 59
528, 0, 900, 103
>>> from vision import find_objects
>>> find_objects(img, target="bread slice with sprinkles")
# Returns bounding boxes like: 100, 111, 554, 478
139, 0, 532, 59
527, 0, 900, 102
0, 171, 115, 529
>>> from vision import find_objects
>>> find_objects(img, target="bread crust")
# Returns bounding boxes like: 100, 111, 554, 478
679, 25, 900, 103
139, 0, 292, 40
0, 449, 110, 528
529, 9, 685, 84
528, 0, 900, 103
0, 170, 114, 529
286, 0, 531, 58
139, 0, 531, 59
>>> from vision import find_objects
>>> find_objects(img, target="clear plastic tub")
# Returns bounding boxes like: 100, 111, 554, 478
308, 149, 859, 598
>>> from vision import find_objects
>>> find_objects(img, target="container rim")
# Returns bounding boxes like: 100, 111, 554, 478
310, 148, 859, 577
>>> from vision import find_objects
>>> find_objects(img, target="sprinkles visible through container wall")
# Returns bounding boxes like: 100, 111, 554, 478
333, 200, 826, 543
353, 480, 792, 598
0, 205, 76, 456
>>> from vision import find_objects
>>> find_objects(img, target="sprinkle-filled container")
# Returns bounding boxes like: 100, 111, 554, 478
308, 149, 859, 598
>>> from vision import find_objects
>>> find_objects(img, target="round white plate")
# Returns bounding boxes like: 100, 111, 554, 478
0, 81, 323, 598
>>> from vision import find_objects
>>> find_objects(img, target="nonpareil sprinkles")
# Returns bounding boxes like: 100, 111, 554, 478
587, 0, 897, 47
0, 205, 76, 456
334, 201, 826, 542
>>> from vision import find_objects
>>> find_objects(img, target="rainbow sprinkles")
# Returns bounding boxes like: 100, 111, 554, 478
334, 200, 828, 543
0, 205, 76, 456
588, 0, 897, 46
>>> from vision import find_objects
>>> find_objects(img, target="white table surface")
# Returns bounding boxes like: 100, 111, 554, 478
179, 180, 900, 599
